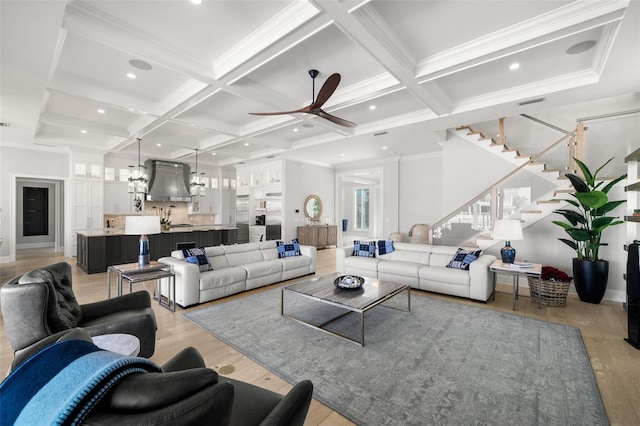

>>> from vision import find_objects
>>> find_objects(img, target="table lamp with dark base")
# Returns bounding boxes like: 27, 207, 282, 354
492, 220, 523, 264
125, 216, 161, 267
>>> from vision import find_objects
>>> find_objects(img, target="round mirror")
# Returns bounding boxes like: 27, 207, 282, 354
304, 195, 322, 221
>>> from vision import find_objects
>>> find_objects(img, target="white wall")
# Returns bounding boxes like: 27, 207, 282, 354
398, 153, 442, 238
0, 146, 69, 261
284, 160, 335, 241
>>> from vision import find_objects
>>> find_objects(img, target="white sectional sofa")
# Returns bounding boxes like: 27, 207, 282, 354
336, 242, 496, 302
158, 241, 317, 307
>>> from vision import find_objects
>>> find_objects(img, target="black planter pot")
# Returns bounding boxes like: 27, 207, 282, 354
572, 258, 609, 304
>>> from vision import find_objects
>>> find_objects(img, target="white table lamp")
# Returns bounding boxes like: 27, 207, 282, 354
492, 219, 523, 264
125, 216, 161, 266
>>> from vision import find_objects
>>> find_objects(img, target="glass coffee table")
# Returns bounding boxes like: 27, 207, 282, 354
281, 272, 410, 346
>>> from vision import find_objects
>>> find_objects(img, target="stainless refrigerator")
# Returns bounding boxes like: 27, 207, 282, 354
265, 192, 282, 241
236, 195, 249, 243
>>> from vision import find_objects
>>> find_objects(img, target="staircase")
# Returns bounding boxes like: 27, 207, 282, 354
441, 125, 575, 248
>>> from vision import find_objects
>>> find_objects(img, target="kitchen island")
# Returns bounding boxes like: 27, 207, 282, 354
77, 226, 237, 274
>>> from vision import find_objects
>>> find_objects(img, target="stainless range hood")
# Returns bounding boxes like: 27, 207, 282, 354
145, 159, 192, 202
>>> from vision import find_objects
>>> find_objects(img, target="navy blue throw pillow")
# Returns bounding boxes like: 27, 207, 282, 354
446, 248, 481, 270
353, 240, 376, 258
377, 240, 394, 255
182, 247, 212, 272
276, 239, 301, 258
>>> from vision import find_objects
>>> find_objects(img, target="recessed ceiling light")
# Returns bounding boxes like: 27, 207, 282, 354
80, 129, 87, 134
244, 143, 249, 146
190, 0, 202, 4
128, 59, 152, 71
509, 63, 520, 70
382, 146, 387, 150
156, 143, 161, 147
126, 72, 137, 79
369, 105, 376, 110
566, 40, 597, 55
293, 128, 299, 132
97, 109, 105, 114
211, 152, 216, 156
340, 153, 345, 157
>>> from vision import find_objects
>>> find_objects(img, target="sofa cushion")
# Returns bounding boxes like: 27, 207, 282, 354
182, 247, 212, 272
382, 242, 431, 264
199, 267, 247, 292
344, 255, 380, 272
224, 243, 263, 266
377, 260, 422, 278
276, 239, 301, 258
353, 240, 376, 257
18, 268, 82, 332
446, 248, 482, 271
377, 240, 394, 255
279, 254, 311, 271
243, 260, 283, 279
419, 265, 470, 286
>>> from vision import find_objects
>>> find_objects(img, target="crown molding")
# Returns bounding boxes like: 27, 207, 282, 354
415, 0, 628, 81
213, 1, 321, 79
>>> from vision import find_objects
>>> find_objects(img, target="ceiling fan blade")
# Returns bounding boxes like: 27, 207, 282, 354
310, 73, 341, 110
249, 105, 311, 116
317, 109, 357, 128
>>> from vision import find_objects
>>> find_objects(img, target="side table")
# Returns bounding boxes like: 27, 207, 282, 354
490, 260, 542, 310
107, 262, 176, 312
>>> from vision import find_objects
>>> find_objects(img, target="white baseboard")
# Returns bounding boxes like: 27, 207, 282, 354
16, 242, 55, 249
0, 255, 16, 263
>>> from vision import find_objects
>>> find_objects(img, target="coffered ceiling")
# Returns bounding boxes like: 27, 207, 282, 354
1, 0, 638, 168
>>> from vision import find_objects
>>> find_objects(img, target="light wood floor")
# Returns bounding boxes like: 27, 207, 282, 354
1, 248, 639, 425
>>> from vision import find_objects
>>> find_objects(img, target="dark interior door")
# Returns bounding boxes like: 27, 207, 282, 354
23, 187, 48, 236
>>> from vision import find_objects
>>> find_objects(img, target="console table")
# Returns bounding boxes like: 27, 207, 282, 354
297, 225, 337, 248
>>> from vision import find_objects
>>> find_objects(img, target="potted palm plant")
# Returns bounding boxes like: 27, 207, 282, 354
552, 157, 626, 304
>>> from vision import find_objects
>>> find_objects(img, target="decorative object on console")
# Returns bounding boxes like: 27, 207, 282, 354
377, 240, 394, 255
276, 239, 301, 258
408, 224, 432, 244
492, 219, 523, 263
527, 266, 572, 307
125, 216, 161, 266
446, 248, 481, 270
303, 195, 322, 222
182, 247, 212, 272
353, 240, 376, 257
388, 232, 403, 243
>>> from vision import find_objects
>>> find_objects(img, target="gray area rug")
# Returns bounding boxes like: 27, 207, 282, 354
183, 287, 607, 425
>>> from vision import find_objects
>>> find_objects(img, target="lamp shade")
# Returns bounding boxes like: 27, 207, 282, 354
492, 220, 523, 241
125, 216, 161, 235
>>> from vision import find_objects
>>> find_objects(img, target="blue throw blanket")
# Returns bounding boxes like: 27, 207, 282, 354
0, 339, 160, 425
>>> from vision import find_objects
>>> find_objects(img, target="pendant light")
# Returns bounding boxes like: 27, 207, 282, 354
128, 137, 148, 195
190, 149, 206, 197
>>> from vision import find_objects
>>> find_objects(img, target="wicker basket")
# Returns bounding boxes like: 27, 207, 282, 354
527, 277, 571, 307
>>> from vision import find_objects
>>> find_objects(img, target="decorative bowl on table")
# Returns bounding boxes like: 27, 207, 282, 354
334, 275, 365, 290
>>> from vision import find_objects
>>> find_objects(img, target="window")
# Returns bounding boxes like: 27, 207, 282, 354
104, 167, 115, 181
354, 188, 370, 230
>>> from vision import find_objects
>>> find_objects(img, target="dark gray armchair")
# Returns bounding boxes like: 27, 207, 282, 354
7, 330, 313, 426
1, 262, 157, 359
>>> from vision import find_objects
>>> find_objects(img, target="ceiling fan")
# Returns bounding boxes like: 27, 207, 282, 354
249, 69, 357, 128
